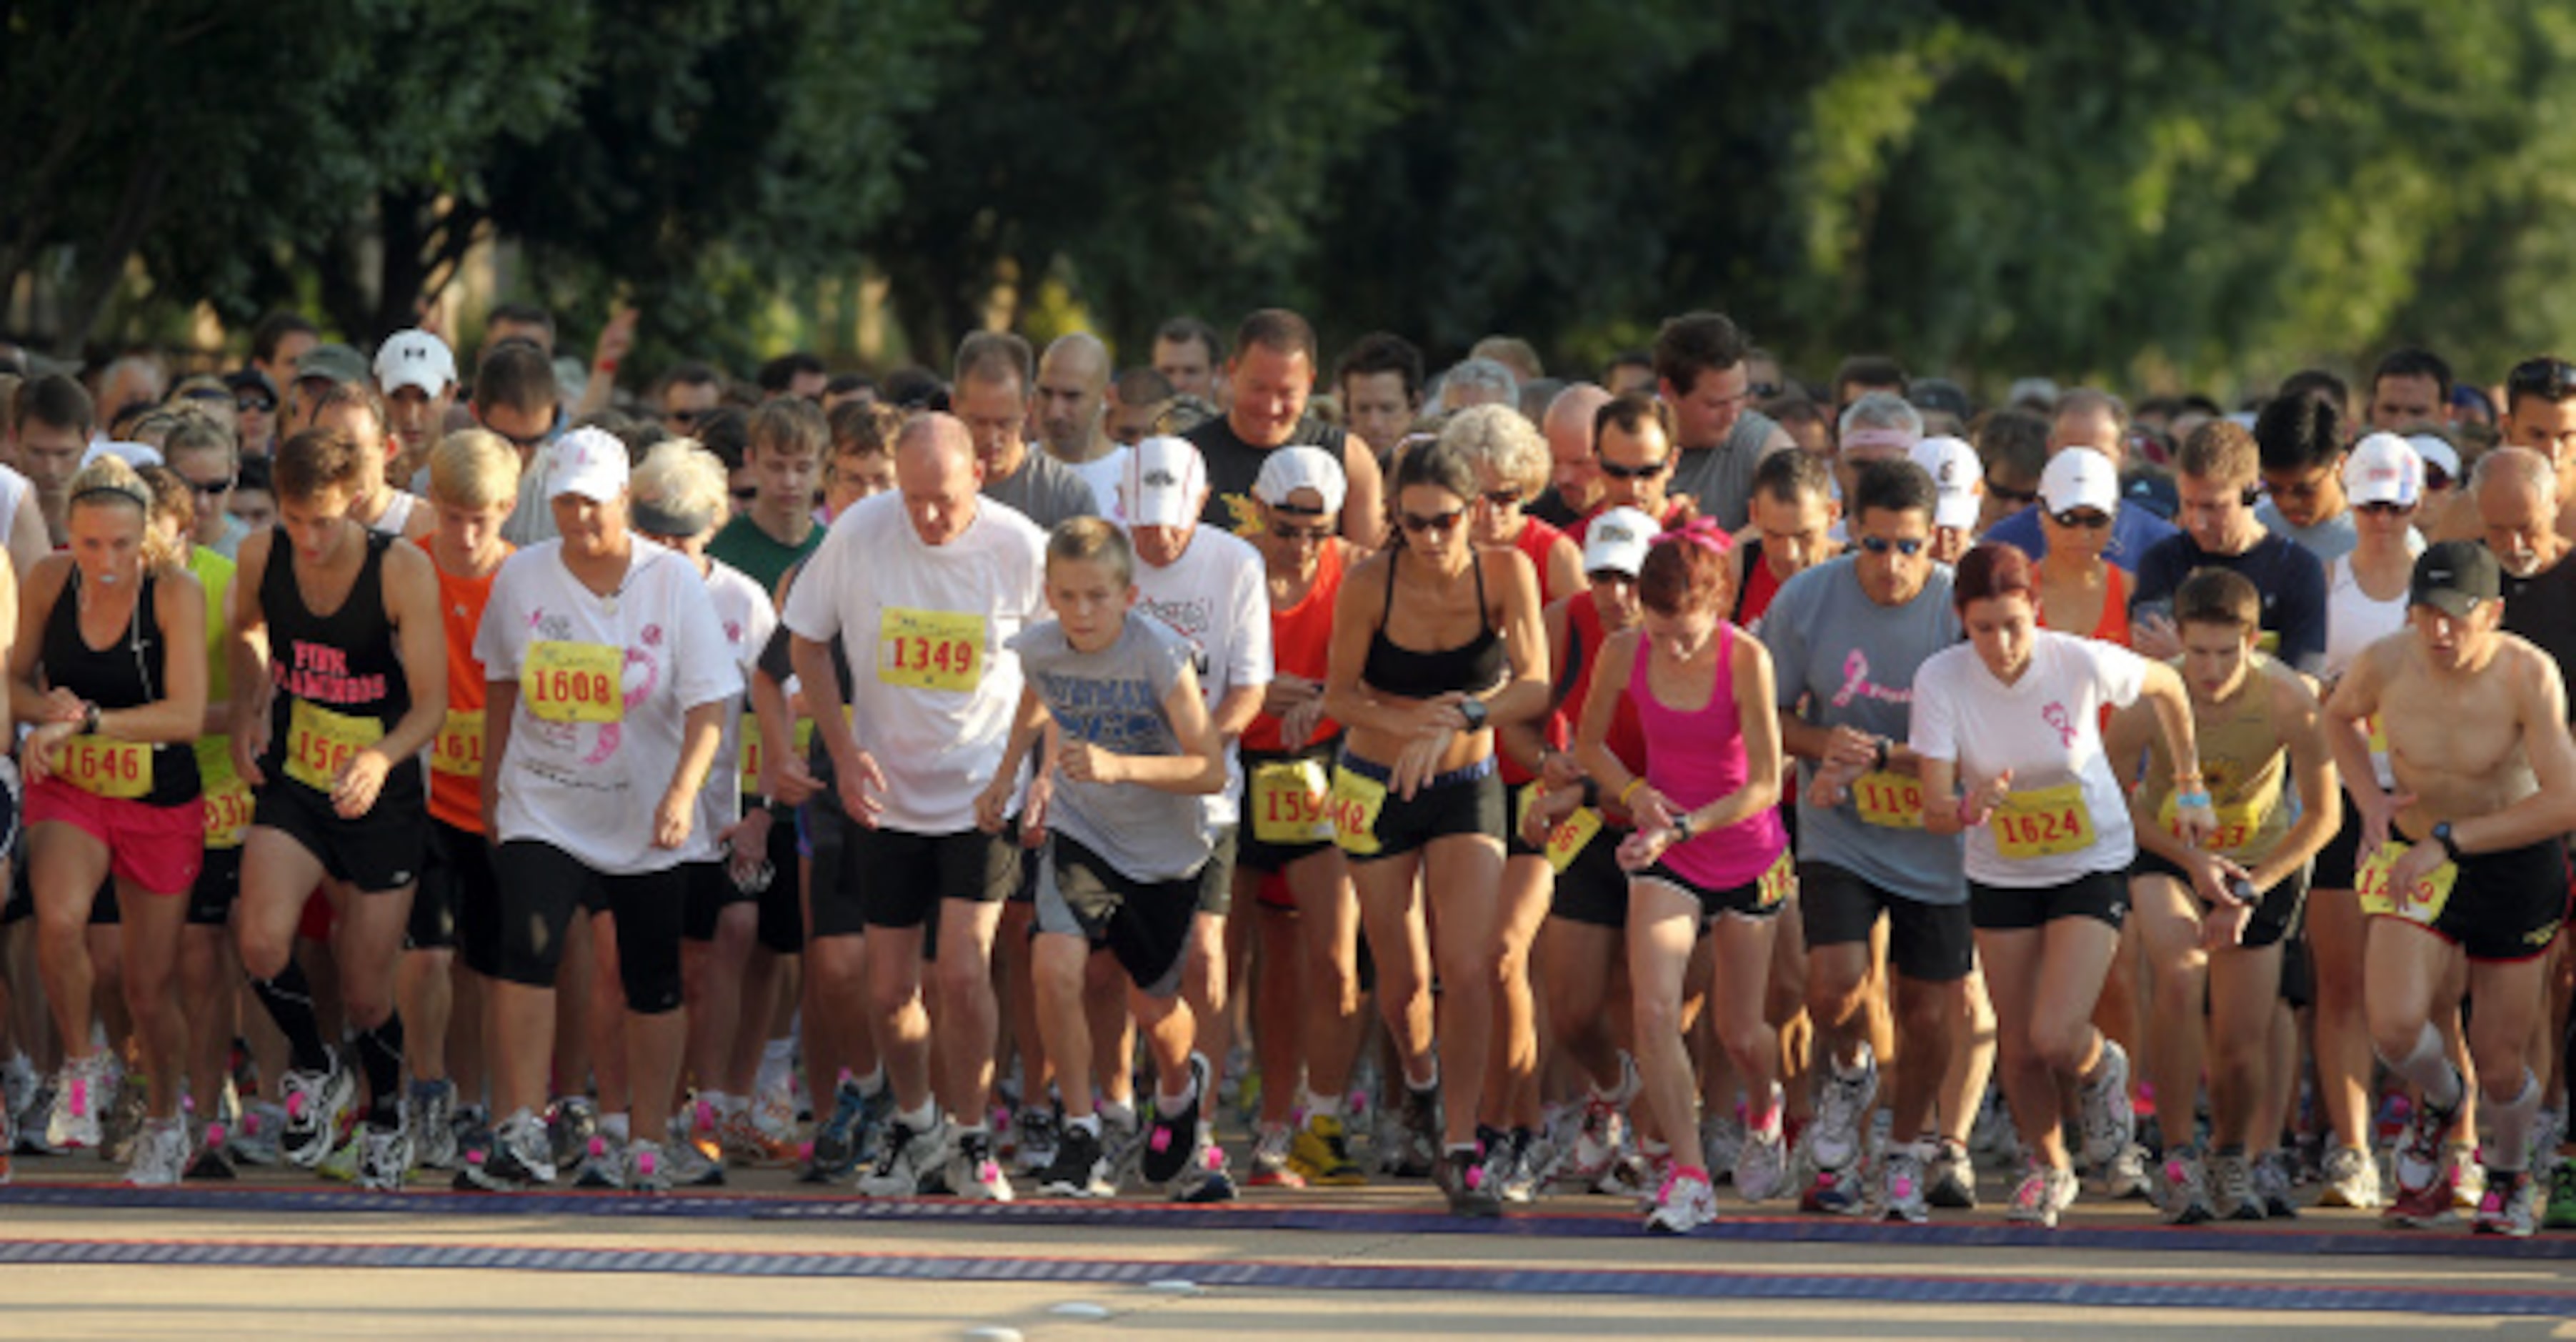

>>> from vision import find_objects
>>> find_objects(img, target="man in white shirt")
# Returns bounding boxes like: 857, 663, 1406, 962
1034, 334, 1129, 520
784, 413, 1049, 1203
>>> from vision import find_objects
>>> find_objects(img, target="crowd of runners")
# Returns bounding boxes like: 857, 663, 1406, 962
0, 304, 2572, 1238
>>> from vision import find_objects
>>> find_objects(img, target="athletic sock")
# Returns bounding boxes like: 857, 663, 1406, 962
2381, 1021, 2464, 1113
2487, 1070, 2542, 1174
354, 1014, 405, 1128
252, 962, 332, 1075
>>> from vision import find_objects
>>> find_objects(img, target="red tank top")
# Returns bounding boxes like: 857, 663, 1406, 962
1244, 540, 1345, 754
1564, 593, 1648, 776
1512, 515, 1574, 606
1737, 541, 1785, 627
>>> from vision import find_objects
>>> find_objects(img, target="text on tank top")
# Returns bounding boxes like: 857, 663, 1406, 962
261, 527, 418, 798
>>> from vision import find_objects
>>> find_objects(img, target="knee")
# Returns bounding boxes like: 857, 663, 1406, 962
619, 943, 684, 1017
2030, 1018, 2094, 1075
1716, 1013, 1771, 1068
866, 972, 918, 1023
1632, 990, 1684, 1045
1806, 963, 1868, 1024
2365, 1007, 2422, 1064
2150, 952, 2207, 1012
236, 929, 291, 984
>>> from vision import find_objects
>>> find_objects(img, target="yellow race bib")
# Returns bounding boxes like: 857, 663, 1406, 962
285, 700, 385, 792
1757, 848, 1796, 910
1513, 782, 1603, 874
740, 715, 818, 793
60, 735, 151, 800
525, 641, 624, 724
432, 708, 486, 779
1328, 765, 1389, 857
203, 773, 254, 850
877, 607, 984, 692
2161, 792, 2262, 855
1252, 758, 1334, 845
2356, 840, 2459, 925
1991, 782, 2096, 860
1850, 770, 1924, 829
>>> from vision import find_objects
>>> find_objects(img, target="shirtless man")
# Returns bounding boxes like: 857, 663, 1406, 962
2324, 541, 2576, 1236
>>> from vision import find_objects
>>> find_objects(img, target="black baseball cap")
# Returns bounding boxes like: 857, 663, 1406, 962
2409, 540, 2501, 617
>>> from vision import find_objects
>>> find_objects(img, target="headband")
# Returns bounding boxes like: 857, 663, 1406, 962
1654, 516, 1732, 556
630, 498, 717, 540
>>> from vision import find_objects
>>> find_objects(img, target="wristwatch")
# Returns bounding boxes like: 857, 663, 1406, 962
80, 702, 101, 736
2432, 822, 2462, 863
1871, 737, 1892, 772
1672, 812, 1695, 843
1459, 698, 1489, 730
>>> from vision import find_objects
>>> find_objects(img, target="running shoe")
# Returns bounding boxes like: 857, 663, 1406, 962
123, 1115, 186, 1188
1437, 1145, 1503, 1218
316, 1128, 362, 1182
1016, 1100, 1062, 1176
101, 1071, 148, 1165
1037, 1120, 1114, 1198
1142, 1055, 1209, 1186
1927, 1139, 1979, 1210
1497, 1130, 1543, 1206
624, 1139, 672, 1193
1799, 1161, 1869, 1216
1387, 1083, 1440, 1179
1809, 1045, 1878, 1176
229, 1100, 286, 1167
2474, 1168, 2537, 1238
1644, 1163, 1717, 1235
1564, 1095, 1626, 1190
1734, 1109, 1789, 1205
2545, 1162, 2576, 1231
2450, 1143, 2487, 1214
719, 1106, 800, 1167
356, 1120, 414, 1193
2077, 1040, 2136, 1170
1247, 1123, 1303, 1189
407, 1079, 459, 1171
2161, 1149, 2215, 1226
665, 1137, 725, 1188
279, 1055, 354, 1169
2007, 1163, 2080, 1228
809, 1078, 872, 1181
1288, 1112, 1364, 1186
46, 1053, 107, 1151
2317, 1145, 2384, 1211
548, 1097, 600, 1174
15, 1080, 56, 1155
2096, 1142, 2152, 1201
1100, 1106, 1143, 1193
856, 1114, 949, 1197
0, 1101, 12, 1184
456, 1109, 556, 1191
1882, 1143, 1930, 1225
2256, 1149, 2300, 1219
573, 1133, 626, 1188
949, 1129, 1015, 1203
1701, 1108, 1746, 1186
1168, 1137, 1237, 1204
2385, 1086, 2460, 1228
2209, 1148, 2262, 1221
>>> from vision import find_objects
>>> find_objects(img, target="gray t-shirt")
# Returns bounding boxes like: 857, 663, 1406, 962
1667, 407, 1785, 533
1760, 555, 1967, 906
1009, 615, 1210, 881
2254, 499, 2358, 565
985, 447, 1102, 531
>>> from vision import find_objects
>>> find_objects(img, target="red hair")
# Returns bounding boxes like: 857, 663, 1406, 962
1638, 528, 1733, 616
1951, 540, 2036, 614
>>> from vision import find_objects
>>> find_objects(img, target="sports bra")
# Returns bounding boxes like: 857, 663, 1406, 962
1362, 546, 1507, 701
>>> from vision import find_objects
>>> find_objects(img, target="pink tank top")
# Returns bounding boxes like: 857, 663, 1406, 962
1632, 623, 1787, 890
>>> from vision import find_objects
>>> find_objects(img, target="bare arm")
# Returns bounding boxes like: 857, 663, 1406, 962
372, 544, 449, 767
6, 557, 66, 727
1571, 629, 1641, 808
653, 700, 727, 848
480, 677, 518, 838
1340, 437, 1385, 550
1477, 549, 1553, 730
1542, 535, 1584, 610
228, 531, 276, 784
2254, 666, 2341, 890
6, 491, 46, 584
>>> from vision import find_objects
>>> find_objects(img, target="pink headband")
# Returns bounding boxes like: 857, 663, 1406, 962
1654, 517, 1732, 556
1841, 427, 1918, 452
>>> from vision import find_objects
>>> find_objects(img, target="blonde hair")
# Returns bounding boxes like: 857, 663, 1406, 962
68, 454, 184, 571
629, 439, 731, 536
426, 428, 523, 510
1439, 402, 1548, 499
1046, 515, 1134, 587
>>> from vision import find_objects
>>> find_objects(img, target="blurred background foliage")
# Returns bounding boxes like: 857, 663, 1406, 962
7, 0, 2575, 395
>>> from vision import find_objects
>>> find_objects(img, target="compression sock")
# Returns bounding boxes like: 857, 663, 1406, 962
354, 1014, 406, 1128
2380, 1021, 2465, 1114
2486, 1070, 2542, 1174
251, 962, 331, 1075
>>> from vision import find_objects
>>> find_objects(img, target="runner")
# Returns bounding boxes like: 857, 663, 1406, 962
408, 429, 519, 1176
2130, 422, 2327, 675
1572, 518, 1789, 1233
2325, 542, 2576, 1237
2109, 569, 2340, 1222
463, 429, 740, 1193
11, 456, 196, 1181
783, 414, 1048, 1203
1730, 449, 1839, 632
1767, 459, 1980, 1222
1320, 434, 1547, 1217
984, 520, 1227, 1200
2028, 448, 2132, 647
229, 428, 446, 1192
1912, 540, 2211, 1228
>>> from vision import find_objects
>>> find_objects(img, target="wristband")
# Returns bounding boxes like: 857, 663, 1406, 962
2175, 789, 2213, 811
594, 357, 621, 374
1872, 737, 1892, 773
1579, 777, 1601, 810
1618, 776, 1649, 807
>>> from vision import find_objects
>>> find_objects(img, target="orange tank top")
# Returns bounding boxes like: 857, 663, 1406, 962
424, 542, 511, 831
1244, 540, 1346, 754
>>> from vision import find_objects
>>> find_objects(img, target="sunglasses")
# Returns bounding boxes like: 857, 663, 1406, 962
2425, 465, 2453, 492
1398, 509, 1464, 535
669, 408, 707, 427
1482, 489, 1524, 509
2356, 500, 2414, 517
237, 397, 277, 414
1598, 457, 1669, 480
181, 474, 236, 498
1270, 521, 1334, 544
1586, 569, 1637, 587
1986, 479, 2039, 506
1267, 499, 1329, 519
1857, 535, 1927, 557
2050, 508, 2112, 530
731, 486, 759, 502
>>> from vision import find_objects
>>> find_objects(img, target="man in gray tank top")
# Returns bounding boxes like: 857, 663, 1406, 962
1653, 311, 1796, 532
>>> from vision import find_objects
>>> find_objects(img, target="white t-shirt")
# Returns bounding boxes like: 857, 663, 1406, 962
693, 557, 778, 860
367, 489, 426, 538
780, 491, 1049, 835
1064, 446, 1132, 523
475, 540, 744, 874
1132, 525, 1272, 829
1910, 629, 2147, 887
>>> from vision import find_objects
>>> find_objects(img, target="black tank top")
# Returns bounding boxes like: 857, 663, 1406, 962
41, 569, 197, 807
1362, 547, 1507, 700
260, 527, 421, 800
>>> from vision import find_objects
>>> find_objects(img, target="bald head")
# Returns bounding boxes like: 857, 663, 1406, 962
896, 414, 983, 545
2475, 445, 2565, 577
1035, 334, 1112, 461
2474, 444, 2555, 504
1544, 382, 1614, 514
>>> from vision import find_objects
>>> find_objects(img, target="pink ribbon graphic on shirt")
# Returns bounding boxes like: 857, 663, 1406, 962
2042, 701, 2077, 747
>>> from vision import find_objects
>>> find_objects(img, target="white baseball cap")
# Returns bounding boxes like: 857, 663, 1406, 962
1252, 444, 1347, 517
1582, 507, 1657, 577
2344, 432, 2423, 508
1909, 435, 1982, 532
2039, 447, 2120, 517
374, 329, 458, 397
1121, 435, 1207, 528
2407, 433, 2461, 488
546, 427, 628, 503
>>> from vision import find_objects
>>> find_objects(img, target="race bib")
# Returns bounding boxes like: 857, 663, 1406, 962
432, 708, 486, 779
877, 607, 984, 692
204, 772, 254, 849
1991, 782, 2096, 860
2355, 840, 2458, 925
2365, 714, 2390, 755
740, 715, 818, 792
1327, 766, 1389, 858
1757, 848, 1795, 910
1513, 782, 1602, 874
285, 700, 385, 792
1851, 770, 1924, 829
526, 641, 624, 724
1252, 758, 1334, 845
2161, 792, 2262, 855
60, 735, 151, 800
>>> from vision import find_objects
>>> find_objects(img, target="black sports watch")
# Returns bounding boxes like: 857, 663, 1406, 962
2432, 822, 2462, 863
1459, 698, 1489, 730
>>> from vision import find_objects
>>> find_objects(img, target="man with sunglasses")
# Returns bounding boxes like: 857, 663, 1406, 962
2131, 422, 2328, 677
1651, 312, 1794, 532
2255, 388, 2360, 564
475, 343, 564, 547
1569, 392, 1691, 544
1983, 390, 2178, 573
657, 363, 724, 442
